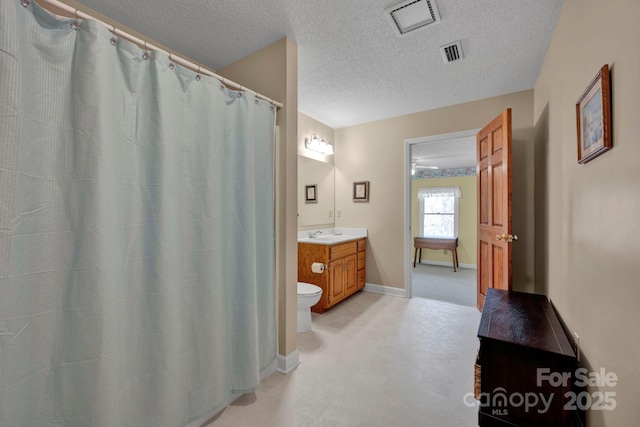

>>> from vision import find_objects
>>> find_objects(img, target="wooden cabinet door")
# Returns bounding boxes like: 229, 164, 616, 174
477, 109, 513, 311
329, 259, 346, 305
344, 254, 358, 295
357, 239, 366, 290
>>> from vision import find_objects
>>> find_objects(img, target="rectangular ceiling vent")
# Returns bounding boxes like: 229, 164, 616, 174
385, 0, 441, 35
440, 41, 463, 63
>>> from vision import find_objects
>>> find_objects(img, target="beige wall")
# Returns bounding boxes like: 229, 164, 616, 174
411, 176, 477, 266
335, 90, 535, 291
219, 39, 299, 357
534, 0, 640, 425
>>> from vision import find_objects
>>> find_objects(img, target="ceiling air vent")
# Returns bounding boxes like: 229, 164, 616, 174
440, 40, 463, 63
385, 0, 441, 35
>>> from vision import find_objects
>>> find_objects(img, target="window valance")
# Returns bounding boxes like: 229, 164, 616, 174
418, 186, 462, 198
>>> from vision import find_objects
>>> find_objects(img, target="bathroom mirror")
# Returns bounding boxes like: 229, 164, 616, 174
298, 155, 335, 226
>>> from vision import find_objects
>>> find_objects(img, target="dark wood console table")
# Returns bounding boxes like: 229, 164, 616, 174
413, 237, 459, 271
477, 289, 580, 426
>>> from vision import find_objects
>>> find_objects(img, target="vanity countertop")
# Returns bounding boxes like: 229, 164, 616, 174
297, 228, 367, 245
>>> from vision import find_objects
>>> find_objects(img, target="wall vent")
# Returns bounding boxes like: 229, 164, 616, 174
440, 41, 463, 63
385, 0, 441, 35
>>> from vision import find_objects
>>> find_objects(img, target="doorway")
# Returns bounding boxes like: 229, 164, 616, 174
403, 129, 480, 301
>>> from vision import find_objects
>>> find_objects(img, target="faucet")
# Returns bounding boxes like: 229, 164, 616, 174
308, 230, 322, 238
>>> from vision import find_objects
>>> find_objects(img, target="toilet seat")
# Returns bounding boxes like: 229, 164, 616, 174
298, 282, 322, 296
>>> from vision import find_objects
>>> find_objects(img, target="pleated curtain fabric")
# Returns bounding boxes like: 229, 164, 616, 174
0, 1, 277, 425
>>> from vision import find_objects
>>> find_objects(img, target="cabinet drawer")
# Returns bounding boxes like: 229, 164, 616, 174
330, 241, 357, 260
357, 269, 365, 289
357, 251, 365, 270
357, 239, 366, 252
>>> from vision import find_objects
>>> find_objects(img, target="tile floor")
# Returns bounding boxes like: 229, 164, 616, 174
205, 290, 482, 426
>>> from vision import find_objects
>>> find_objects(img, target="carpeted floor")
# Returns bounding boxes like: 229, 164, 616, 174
412, 263, 477, 307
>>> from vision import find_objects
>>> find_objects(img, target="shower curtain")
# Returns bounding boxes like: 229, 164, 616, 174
0, 1, 277, 426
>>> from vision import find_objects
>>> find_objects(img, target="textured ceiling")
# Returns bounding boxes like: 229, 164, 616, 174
73, 0, 562, 131
412, 135, 477, 169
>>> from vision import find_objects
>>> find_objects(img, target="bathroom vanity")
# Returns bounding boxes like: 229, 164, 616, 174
298, 230, 366, 313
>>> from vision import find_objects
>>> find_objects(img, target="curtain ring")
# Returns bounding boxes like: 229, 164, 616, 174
109, 25, 117, 45
71, 8, 81, 30
142, 41, 149, 59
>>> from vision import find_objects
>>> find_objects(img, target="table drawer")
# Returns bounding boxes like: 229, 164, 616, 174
357, 239, 366, 252
357, 269, 365, 289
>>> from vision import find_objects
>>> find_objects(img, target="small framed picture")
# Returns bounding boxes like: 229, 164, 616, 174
305, 184, 317, 203
353, 181, 370, 202
576, 64, 612, 164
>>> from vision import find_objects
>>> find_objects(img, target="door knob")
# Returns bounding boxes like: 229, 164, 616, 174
496, 233, 518, 243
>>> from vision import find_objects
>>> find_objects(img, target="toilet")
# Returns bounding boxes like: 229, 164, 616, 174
297, 282, 323, 332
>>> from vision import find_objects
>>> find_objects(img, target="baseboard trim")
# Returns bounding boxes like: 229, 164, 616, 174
276, 349, 300, 374
363, 283, 407, 298
416, 260, 477, 269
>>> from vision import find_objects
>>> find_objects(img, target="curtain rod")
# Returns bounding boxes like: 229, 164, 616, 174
34, 0, 284, 109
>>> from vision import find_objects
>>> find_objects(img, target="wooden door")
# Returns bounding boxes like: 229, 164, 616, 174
329, 259, 346, 305
477, 109, 514, 311
344, 254, 358, 295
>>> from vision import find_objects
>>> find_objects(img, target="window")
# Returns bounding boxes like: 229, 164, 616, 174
418, 187, 461, 238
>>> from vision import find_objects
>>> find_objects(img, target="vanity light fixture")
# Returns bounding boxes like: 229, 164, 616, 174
305, 134, 334, 155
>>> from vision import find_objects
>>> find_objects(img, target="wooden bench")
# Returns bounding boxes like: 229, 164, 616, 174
413, 237, 459, 272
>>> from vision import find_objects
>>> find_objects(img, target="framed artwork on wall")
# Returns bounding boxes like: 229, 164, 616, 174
353, 181, 370, 202
576, 64, 612, 164
305, 184, 317, 203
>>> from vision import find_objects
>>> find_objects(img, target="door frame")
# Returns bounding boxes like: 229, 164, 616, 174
403, 128, 481, 298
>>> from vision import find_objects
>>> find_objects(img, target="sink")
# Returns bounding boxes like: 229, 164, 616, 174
298, 234, 359, 245
297, 228, 368, 245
